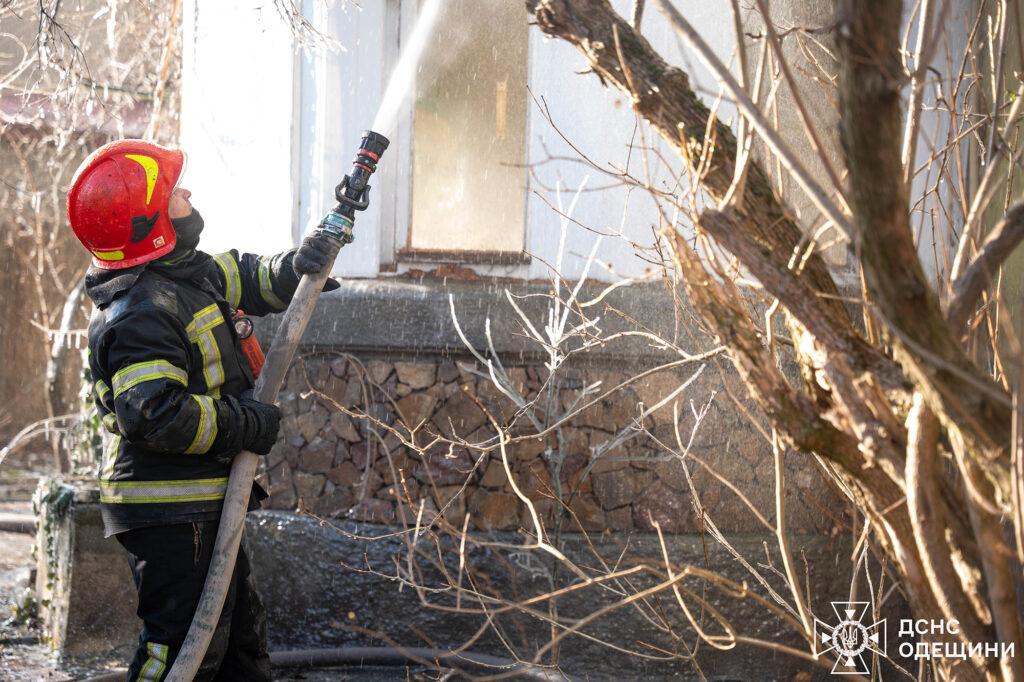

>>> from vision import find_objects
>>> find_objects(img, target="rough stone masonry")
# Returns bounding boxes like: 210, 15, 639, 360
258, 353, 841, 536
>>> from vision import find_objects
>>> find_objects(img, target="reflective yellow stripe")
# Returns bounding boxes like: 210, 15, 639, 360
186, 304, 225, 397
185, 303, 223, 335
195, 332, 223, 397
124, 154, 159, 206
95, 380, 111, 403
185, 395, 217, 454
99, 477, 229, 504
112, 360, 188, 397
258, 259, 286, 309
136, 641, 168, 681
101, 412, 118, 433
100, 435, 120, 481
213, 253, 242, 309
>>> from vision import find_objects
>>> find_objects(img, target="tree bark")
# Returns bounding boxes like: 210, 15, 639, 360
528, 1, 1015, 677
948, 201, 1024, 331
836, 0, 1011, 505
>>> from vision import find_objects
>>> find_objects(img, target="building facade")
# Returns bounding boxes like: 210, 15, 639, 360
176, 0, 854, 541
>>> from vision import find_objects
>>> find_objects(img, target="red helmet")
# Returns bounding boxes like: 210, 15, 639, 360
67, 139, 186, 269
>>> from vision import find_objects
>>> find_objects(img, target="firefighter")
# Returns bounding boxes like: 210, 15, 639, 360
67, 139, 336, 680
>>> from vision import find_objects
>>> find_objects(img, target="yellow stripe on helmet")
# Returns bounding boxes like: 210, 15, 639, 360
124, 154, 159, 206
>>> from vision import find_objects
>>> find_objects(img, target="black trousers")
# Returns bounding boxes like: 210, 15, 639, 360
117, 521, 271, 681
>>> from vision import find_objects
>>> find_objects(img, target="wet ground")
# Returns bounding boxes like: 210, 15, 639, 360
0, 495, 476, 681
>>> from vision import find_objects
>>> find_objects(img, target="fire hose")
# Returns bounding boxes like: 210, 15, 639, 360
82, 646, 569, 681
166, 131, 389, 680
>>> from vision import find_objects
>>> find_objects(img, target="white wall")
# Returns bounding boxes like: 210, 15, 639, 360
179, 0, 969, 288
179, 0, 296, 257
904, 3, 971, 280
523, 0, 737, 282
294, 0, 388, 278
178, 0, 845, 284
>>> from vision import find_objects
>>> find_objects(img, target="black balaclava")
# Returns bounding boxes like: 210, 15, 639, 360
163, 208, 205, 263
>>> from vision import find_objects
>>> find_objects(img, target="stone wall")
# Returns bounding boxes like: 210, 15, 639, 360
258, 352, 843, 536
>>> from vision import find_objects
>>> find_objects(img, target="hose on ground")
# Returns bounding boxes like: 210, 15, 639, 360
76, 645, 567, 681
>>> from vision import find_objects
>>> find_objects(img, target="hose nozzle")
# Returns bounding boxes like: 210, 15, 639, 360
320, 130, 391, 243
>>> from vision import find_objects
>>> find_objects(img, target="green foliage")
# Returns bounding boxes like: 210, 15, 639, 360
9, 588, 37, 627
31, 479, 74, 597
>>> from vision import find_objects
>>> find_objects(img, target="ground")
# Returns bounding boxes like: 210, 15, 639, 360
0, 500, 82, 680
0, 479, 474, 680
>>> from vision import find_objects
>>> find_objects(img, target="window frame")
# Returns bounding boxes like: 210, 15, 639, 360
380, 0, 534, 274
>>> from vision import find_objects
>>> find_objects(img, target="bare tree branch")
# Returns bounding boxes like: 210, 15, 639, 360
526, 0, 849, 322
949, 84, 1024, 284
961, 451, 1024, 680
906, 395, 996, 676
660, 228, 859, 469
699, 208, 900, 387
836, 0, 1011, 498
630, 0, 644, 30
948, 201, 1024, 331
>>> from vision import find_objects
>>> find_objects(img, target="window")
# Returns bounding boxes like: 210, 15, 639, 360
404, 0, 530, 260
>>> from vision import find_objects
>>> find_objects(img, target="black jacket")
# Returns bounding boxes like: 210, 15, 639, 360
86, 249, 300, 536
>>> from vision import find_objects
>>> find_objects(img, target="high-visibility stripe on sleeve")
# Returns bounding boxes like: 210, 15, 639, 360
99, 477, 229, 504
136, 641, 169, 681
213, 252, 242, 309
101, 412, 118, 433
257, 259, 286, 309
112, 360, 188, 397
196, 332, 224, 396
95, 380, 111, 403
185, 395, 217, 454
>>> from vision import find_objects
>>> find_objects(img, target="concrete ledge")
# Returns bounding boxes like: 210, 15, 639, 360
33, 479, 139, 661
0, 511, 34, 534
256, 278, 689, 366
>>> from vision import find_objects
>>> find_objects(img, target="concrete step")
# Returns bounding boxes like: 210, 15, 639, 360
0, 512, 35, 534
0, 474, 42, 501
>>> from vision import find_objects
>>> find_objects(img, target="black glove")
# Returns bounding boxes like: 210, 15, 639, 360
294, 233, 334, 275
238, 391, 282, 455
293, 233, 341, 291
